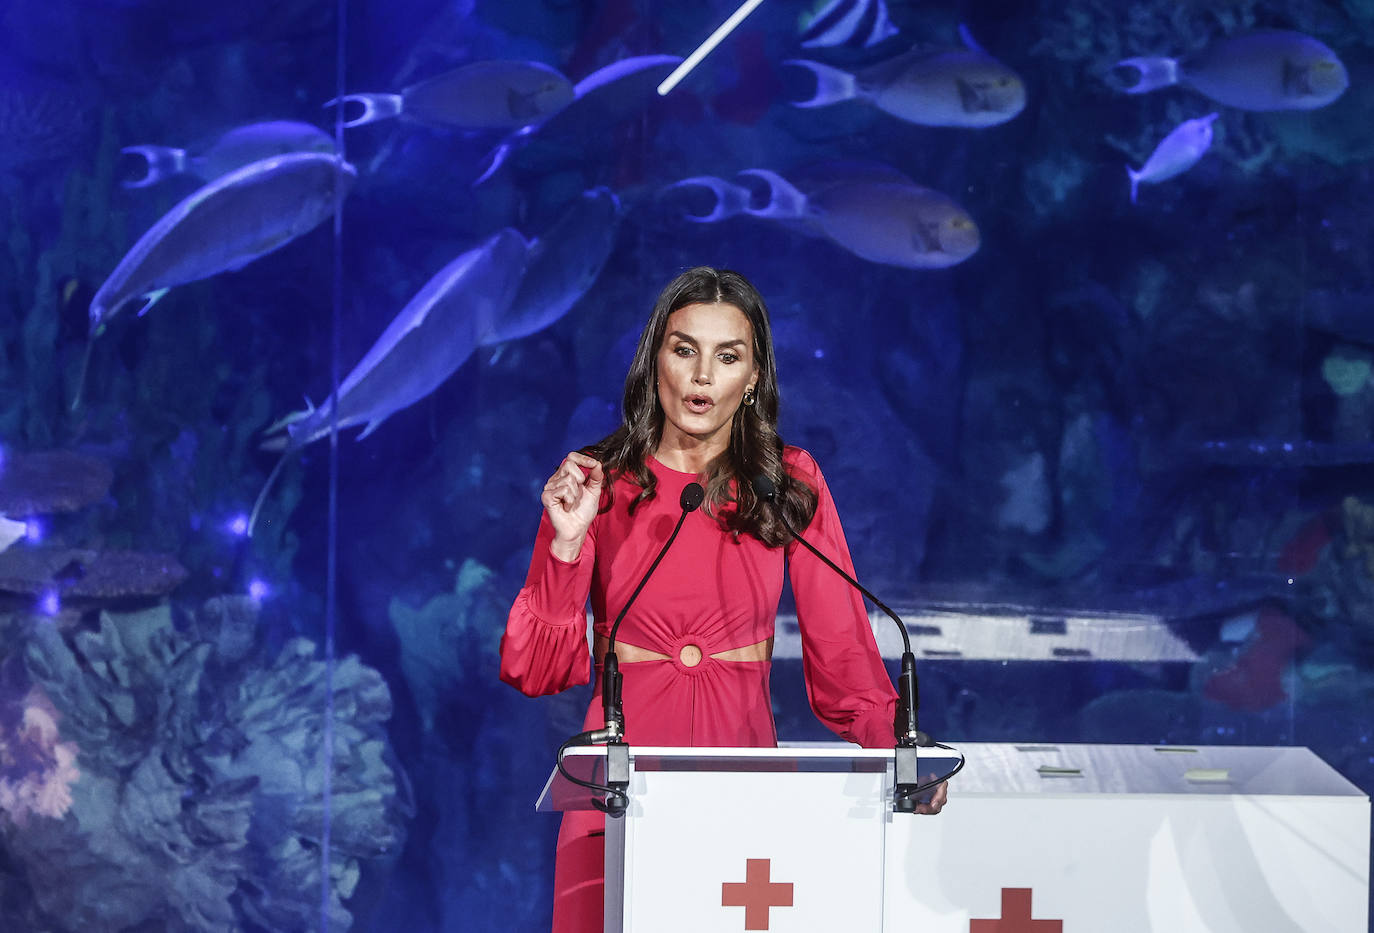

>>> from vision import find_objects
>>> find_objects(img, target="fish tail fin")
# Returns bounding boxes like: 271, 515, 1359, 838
120, 145, 189, 189
1126, 164, 1142, 204
136, 287, 170, 318
1112, 56, 1180, 94
661, 176, 753, 223
324, 92, 404, 129
783, 59, 858, 108
736, 169, 809, 220
246, 452, 293, 538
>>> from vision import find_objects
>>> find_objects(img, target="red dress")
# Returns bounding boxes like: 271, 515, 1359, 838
500, 447, 897, 932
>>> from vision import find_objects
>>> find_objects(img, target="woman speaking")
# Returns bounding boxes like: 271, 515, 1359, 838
500, 266, 945, 932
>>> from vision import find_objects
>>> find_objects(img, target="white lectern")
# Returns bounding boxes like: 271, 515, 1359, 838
539, 743, 1370, 932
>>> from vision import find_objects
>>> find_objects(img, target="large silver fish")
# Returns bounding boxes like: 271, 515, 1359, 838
665, 161, 980, 269
799, 0, 899, 49
490, 188, 622, 344
248, 227, 527, 534
331, 60, 574, 130
475, 54, 683, 184
89, 152, 356, 336
1127, 113, 1218, 204
121, 120, 335, 188
266, 228, 528, 451
1115, 30, 1348, 111
787, 30, 1025, 127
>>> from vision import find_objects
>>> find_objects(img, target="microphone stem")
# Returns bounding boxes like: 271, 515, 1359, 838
607, 506, 693, 653
772, 501, 929, 750
773, 509, 912, 657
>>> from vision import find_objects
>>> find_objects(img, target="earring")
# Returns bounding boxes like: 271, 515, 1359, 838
743, 385, 756, 407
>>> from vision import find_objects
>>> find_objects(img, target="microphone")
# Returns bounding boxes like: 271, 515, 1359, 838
752, 472, 935, 813
565, 480, 705, 816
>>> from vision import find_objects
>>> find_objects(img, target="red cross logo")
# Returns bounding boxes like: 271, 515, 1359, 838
971, 887, 1062, 932
721, 858, 793, 930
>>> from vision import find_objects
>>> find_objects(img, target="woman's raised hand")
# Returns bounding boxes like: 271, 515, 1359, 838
542, 451, 605, 561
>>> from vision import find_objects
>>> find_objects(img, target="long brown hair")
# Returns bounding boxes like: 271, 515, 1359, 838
585, 266, 817, 547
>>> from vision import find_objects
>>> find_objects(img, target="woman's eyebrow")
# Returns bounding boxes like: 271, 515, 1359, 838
667, 330, 747, 349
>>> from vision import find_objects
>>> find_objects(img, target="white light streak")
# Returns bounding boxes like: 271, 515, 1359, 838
657, 0, 766, 97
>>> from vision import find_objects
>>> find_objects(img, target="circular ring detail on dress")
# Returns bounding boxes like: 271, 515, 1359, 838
679, 644, 703, 667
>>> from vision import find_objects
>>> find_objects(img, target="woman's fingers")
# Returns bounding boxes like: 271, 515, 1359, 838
542, 453, 605, 514
914, 779, 949, 815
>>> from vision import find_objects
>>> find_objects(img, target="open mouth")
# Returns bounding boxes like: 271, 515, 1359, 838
686, 395, 713, 414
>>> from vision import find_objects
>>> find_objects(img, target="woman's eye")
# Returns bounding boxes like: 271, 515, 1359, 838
719, 352, 738, 364
674, 346, 694, 357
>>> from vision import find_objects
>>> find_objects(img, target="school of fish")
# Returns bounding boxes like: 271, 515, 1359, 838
75, 0, 1352, 529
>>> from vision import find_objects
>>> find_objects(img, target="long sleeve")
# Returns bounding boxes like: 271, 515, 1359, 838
499, 511, 597, 697
786, 450, 898, 749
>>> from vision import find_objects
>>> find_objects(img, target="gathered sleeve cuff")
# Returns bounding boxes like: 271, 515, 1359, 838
785, 449, 898, 749
499, 512, 596, 697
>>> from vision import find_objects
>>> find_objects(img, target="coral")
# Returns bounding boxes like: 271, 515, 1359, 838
0, 449, 114, 516
0, 547, 187, 600
1321, 346, 1372, 396
0, 600, 409, 932
389, 558, 506, 733
1202, 606, 1310, 711
0, 684, 80, 824
997, 451, 1050, 535
1341, 495, 1374, 579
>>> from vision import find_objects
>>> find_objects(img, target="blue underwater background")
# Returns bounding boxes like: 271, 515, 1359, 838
2, 0, 1374, 929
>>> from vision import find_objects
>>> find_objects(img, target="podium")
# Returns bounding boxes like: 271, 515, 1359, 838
539, 742, 1370, 932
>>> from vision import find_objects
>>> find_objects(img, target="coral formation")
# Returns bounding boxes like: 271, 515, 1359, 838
1340, 495, 1374, 580
0, 599, 410, 932
0, 449, 114, 516
0, 547, 187, 600
0, 684, 80, 825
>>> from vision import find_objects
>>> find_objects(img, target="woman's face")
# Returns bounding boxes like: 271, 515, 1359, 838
655, 301, 759, 457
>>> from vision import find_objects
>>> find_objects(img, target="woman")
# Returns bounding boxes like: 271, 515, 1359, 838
500, 266, 944, 932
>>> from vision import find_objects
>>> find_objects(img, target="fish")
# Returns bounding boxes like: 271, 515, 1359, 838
664, 161, 980, 269
121, 120, 336, 188
0, 516, 26, 553
799, 0, 899, 49
265, 228, 528, 451
1126, 112, 1218, 203
1114, 30, 1348, 111
248, 228, 528, 533
88, 152, 356, 336
475, 54, 683, 184
785, 30, 1026, 127
490, 188, 622, 344
330, 60, 574, 130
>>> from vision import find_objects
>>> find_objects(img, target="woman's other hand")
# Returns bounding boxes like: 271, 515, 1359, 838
542, 451, 604, 561
913, 777, 949, 815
